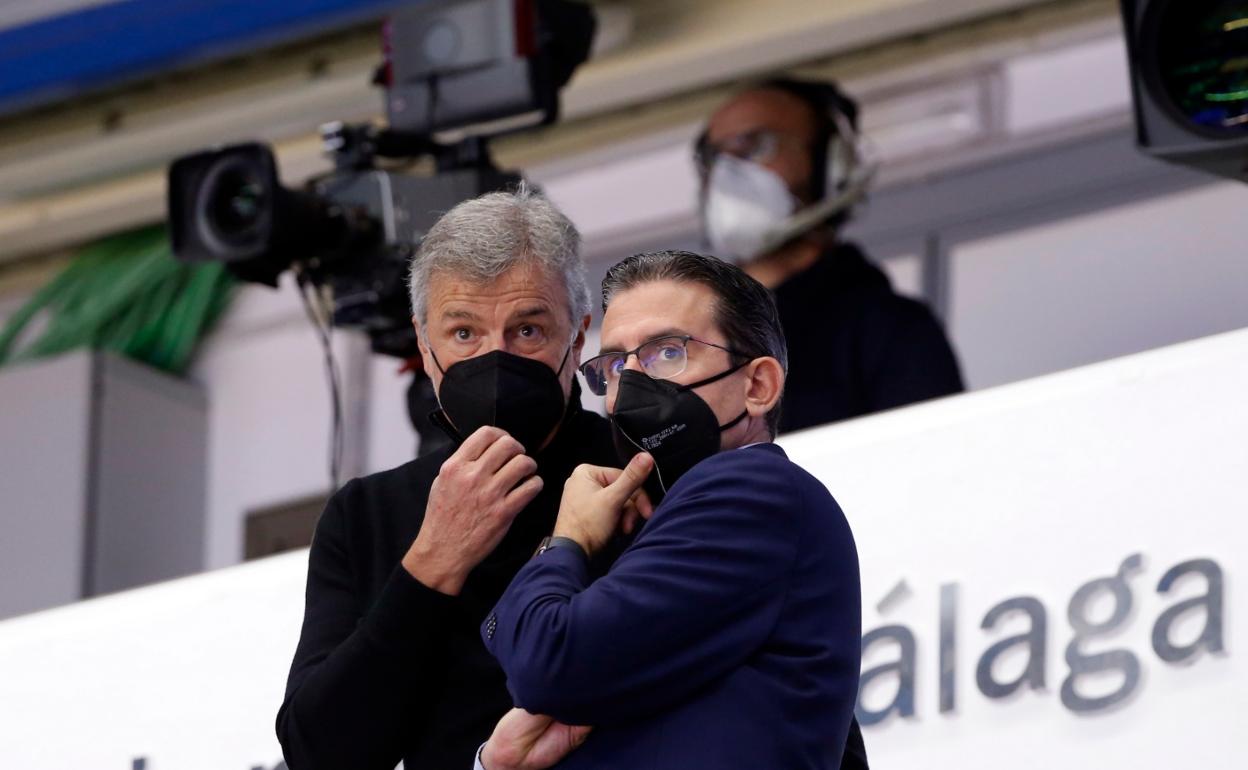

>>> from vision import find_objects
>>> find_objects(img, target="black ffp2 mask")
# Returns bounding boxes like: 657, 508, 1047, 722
433, 347, 570, 454
610, 366, 747, 503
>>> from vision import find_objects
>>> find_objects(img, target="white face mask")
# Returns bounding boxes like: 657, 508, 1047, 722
700, 139, 877, 266
701, 155, 798, 264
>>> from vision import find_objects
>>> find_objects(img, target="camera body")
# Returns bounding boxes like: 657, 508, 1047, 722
169, 133, 519, 358
166, 0, 592, 358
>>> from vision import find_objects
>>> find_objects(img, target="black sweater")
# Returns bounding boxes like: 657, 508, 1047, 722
275, 399, 620, 770
774, 243, 964, 434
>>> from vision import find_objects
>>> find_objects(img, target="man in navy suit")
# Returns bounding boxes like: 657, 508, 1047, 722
477, 250, 862, 769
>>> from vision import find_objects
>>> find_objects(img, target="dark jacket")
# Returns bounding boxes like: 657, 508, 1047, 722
484, 443, 862, 769
275, 397, 621, 770
775, 243, 964, 434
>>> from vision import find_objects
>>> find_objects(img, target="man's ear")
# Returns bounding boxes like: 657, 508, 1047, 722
413, 316, 438, 388
413, 316, 426, 353
743, 357, 785, 418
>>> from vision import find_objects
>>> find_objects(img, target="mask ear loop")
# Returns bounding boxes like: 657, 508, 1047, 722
719, 409, 749, 433
687, 356, 752, 433
427, 346, 448, 376
416, 332, 459, 442
677, 359, 748, 391
555, 332, 576, 377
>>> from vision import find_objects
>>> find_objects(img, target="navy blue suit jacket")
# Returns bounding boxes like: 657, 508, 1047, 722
483, 443, 861, 769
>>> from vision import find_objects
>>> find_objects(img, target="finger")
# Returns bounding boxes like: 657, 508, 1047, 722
493, 452, 539, 494
529, 719, 591, 768
476, 431, 526, 474
569, 724, 593, 746
516, 708, 555, 735
632, 488, 655, 520
604, 453, 654, 505
502, 474, 544, 515
575, 463, 621, 488
454, 425, 508, 462
621, 503, 639, 535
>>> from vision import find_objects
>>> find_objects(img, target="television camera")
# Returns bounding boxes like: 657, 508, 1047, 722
167, 0, 596, 359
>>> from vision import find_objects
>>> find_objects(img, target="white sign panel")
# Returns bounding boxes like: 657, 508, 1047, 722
782, 327, 1244, 768
0, 553, 305, 770
1, 328, 1244, 769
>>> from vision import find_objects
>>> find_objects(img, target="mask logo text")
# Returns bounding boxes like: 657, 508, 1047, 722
642, 423, 687, 450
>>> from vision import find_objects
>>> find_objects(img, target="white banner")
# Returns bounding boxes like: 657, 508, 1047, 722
1, 328, 1244, 769
782, 328, 1245, 769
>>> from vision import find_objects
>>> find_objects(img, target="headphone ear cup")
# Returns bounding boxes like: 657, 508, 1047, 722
814, 84, 858, 200
825, 133, 842, 196
826, 133, 855, 195
825, 109, 860, 197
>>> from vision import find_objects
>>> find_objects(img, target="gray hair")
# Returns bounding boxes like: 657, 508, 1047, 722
602, 250, 789, 436
408, 184, 591, 335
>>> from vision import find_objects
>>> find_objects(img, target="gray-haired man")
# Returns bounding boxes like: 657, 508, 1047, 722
276, 186, 629, 770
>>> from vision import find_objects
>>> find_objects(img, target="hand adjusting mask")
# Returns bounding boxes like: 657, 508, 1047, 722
432, 346, 571, 455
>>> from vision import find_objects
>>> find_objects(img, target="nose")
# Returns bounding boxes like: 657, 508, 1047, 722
483, 331, 508, 355
605, 352, 642, 413
621, 352, 645, 373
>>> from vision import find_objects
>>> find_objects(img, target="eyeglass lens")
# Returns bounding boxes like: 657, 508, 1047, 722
696, 130, 779, 172
582, 336, 690, 395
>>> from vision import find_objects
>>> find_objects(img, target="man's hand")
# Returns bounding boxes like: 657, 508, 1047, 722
553, 453, 654, 558
480, 709, 591, 770
402, 426, 544, 595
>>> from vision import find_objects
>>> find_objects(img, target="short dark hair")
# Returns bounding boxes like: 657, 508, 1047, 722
754, 77, 859, 134
601, 250, 788, 436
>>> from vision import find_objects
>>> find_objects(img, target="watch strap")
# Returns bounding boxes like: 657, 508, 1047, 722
534, 535, 588, 561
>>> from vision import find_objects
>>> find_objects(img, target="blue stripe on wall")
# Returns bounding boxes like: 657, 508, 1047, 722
0, 0, 421, 116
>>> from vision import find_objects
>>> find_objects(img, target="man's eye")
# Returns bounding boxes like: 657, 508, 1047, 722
453, 328, 472, 341
518, 324, 541, 338
608, 357, 625, 375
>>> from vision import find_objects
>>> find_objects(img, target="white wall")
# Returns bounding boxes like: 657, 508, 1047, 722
189, 276, 374, 570
948, 182, 1248, 389
0, 354, 92, 617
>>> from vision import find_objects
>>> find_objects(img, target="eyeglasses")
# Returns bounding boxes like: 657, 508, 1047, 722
578, 335, 748, 396
694, 129, 806, 175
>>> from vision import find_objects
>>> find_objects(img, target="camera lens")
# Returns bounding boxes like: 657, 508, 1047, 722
1153, 1, 1248, 136
205, 163, 267, 243
210, 176, 264, 235
195, 156, 272, 257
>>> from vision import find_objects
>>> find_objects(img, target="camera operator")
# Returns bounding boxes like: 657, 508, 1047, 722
275, 186, 629, 770
697, 77, 964, 432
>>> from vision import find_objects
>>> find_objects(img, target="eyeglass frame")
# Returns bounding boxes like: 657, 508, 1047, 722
693, 128, 812, 177
578, 334, 752, 396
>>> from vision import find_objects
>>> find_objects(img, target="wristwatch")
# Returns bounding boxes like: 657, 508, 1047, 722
534, 535, 588, 560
